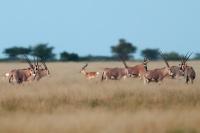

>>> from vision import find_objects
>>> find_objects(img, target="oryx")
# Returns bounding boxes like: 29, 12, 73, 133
7, 55, 38, 84
179, 52, 196, 84
143, 52, 174, 84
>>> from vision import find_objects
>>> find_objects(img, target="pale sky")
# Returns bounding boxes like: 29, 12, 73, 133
0, 0, 199, 58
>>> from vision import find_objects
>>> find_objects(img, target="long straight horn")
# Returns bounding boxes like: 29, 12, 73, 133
184, 52, 192, 63
24, 55, 34, 69
41, 59, 50, 74
160, 51, 170, 68
143, 58, 148, 71
41, 59, 48, 69
36, 57, 39, 66
33, 57, 36, 66
181, 52, 189, 64
143, 57, 150, 64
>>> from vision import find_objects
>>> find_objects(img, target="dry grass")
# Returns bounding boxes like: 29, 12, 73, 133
0, 61, 200, 133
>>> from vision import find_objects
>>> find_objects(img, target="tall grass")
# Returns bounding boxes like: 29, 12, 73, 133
0, 61, 199, 133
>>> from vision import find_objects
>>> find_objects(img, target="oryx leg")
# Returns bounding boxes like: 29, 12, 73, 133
139, 74, 142, 80
143, 78, 147, 84
144, 77, 149, 84
9, 75, 14, 84
185, 76, 189, 84
191, 79, 194, 84
123, 75, 127, 80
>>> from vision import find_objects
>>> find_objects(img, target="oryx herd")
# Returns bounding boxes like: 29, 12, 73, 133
3, 52, 196, 85
4, 55, 50, 84
81, 52, 196, 84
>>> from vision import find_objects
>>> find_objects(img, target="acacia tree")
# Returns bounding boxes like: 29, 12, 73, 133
3, 46, 31, 60
141, 48, 160, 60
194, 53, 200, 60
60, 51, 79, 61
111, 39, 137, 60
162, 52, 181, 61
31, 43, 55, 61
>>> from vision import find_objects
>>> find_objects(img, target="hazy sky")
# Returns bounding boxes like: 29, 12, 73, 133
0, 0, 199, 58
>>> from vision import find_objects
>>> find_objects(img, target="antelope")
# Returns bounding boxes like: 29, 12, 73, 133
80, 64, 100, 79
33, 58, 50, 81
143, 53, 174, 84
101, 67, 129, 81
120, 58, 149, 79
8, 55, 38, 84
179, 52, 196, 84
169, 66, 184, 79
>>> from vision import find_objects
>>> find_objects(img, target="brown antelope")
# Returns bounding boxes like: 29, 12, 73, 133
8, 55, 38, 84
179, 52, 196, 84
101, 67, 129, 81
143, 53, 174, 84
120, 58, 149, 79
80, 64, 100, 79
169, 66, 184, 79
33, 58, 50, 81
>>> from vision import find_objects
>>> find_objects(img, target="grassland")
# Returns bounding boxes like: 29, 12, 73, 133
0, 61, 200, 133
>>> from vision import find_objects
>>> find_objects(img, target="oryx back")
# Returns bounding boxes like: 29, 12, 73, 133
101, 67, 128, 81
9, 68, 35, 84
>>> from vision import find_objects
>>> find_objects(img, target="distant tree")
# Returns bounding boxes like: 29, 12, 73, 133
68, 53, 79, 61
162, 52, 181, 61
3, 46, 31, 59
31, 43, 55, 61
194, 53, 200, 60
111, 39, 137, 60
141, 48, 160, 60
60, 51, 69, 61
60, 51, 79, 61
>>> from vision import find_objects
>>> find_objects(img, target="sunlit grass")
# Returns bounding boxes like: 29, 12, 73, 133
0, 61, 199, 133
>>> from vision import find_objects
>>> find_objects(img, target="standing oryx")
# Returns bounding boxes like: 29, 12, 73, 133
33, 58, 50, 81
179, 52, 196, 84
7, 55, 38, 84
101, 67, 129, 81
80, 64, 100, 79
121, 58, 149, 79
169, 66, 185, 79
6, 56, 50, 84
143, 53, 174, 84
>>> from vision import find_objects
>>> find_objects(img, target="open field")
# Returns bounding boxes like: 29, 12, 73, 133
0, 61, 200, 133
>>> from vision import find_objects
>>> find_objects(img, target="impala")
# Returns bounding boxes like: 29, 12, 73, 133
80, 64, 100, 79
143, 53, 174, 84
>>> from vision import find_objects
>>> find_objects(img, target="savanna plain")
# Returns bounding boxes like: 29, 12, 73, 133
0, 61, 200, 133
